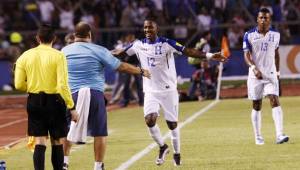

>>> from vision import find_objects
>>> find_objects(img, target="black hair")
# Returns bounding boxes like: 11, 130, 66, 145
259, 8, 270, 14
37, 23, 55, 43
144, 15, 158, 24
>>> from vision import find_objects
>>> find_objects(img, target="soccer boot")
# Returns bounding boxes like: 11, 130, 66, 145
255, 136, 264, 145
173, 153, 181, 166
155, 144, 169, 165
276, 134, 289, 144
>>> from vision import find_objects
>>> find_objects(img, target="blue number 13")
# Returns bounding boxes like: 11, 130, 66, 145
261, 42, 268, 51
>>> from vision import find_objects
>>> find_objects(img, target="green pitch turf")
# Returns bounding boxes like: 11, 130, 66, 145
1, 97, 300, 170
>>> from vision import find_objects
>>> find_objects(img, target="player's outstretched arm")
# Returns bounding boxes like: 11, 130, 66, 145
117, 62, 151, 79
111, 49, 127, 57
183, 48, 227, 62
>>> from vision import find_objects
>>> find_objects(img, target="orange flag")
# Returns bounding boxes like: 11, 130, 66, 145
221, 36, 231, 58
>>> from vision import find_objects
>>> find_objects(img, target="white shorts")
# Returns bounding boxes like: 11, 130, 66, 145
143, 90, 179, 122
247, 77, 279, 100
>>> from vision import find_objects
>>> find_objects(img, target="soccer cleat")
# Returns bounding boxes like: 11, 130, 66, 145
63, 163, 68, 170
276, 135, 289, 144
173, 153, 181, 166
155, 144, 169, 165
255, 136, 264, 145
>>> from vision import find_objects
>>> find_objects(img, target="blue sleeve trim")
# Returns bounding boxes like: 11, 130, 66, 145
124, 43, 133, 52
161, 37, 185, 52
243, 32, 252, 52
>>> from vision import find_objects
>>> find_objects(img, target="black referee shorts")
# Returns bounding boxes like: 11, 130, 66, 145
27, 92, 68, 139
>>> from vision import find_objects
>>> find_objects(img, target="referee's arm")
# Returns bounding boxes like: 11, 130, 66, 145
14, 56, 27, 91
57, 53, 74, 109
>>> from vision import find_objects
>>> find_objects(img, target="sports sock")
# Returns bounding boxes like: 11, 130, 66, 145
64, 156, 69, 164
33, 144, 46, 170
51, 145, 64, 170
251, 109, 262, 137
148, 124, 164, 147
94, 162, 103, 170
272, 106, 283, 137
171, 127, 180, 154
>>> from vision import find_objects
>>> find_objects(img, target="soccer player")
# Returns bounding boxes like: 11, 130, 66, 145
243, 8, 289, 145
61, 22, 150, 170
14, 24, 79, 170
112, 18, 226, 166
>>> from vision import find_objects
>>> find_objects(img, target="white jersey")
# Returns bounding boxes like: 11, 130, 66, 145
243, 27, 280, 79
125, 37, 185, 93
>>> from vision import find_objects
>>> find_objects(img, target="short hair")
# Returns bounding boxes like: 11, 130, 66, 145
259, 8, 270, 14
144, 16, 158, 24
37, 24, 55, 43
64, 33, 75, 44
74, 22, 91, 38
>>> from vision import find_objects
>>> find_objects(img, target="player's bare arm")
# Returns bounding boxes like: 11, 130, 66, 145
183, 48, 227, 62
111, 48, 126, 57
117, 62, 151, 79
244, 51, 263, 79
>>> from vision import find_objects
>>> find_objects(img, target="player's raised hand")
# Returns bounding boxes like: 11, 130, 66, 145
141, 68, 151, 79
111, 49, 124, 56
70, 109, 79, 123
211, 52, 228, 62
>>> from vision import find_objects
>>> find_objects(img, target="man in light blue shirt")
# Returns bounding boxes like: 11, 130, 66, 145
61, 22, 150, 170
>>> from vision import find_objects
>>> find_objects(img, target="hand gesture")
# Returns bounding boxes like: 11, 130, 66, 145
211, 52, 228, 62
141, 69, 151, 79
70, 109, 79, 123
253, 67, 263, 79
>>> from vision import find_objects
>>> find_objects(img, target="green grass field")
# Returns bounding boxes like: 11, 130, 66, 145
1, 97, 300, 170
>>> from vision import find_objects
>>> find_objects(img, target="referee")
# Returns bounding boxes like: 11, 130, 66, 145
14, 24, 79, 170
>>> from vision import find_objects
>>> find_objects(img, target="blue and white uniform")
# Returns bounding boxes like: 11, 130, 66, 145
243, 27, 280, 100
125, 37, 184, 121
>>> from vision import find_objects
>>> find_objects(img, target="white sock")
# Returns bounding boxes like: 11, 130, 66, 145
94, 162, 103, 170
251, 109, 262, 137
171, 127, 180, 154
64, 156, 69, 164
148, 124, 164, 147
272, 106, 283, 137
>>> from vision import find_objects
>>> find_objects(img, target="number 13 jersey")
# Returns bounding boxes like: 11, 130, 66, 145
243, 27, 280, 79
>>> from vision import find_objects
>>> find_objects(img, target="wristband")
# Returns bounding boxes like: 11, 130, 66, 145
206, 53, 213, 59
140, 67, 144, 76
276, 71, 280, 76
250, 65, 256, 71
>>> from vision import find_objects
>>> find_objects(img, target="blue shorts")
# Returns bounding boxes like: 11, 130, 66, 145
68, 89, 108, 136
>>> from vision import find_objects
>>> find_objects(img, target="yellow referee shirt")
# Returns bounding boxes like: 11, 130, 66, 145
14, 44, 74, 109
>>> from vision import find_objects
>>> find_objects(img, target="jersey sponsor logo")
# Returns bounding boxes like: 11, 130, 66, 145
141, 47, 148, 51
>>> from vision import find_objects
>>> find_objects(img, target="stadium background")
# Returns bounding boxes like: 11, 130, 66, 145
1, 0, 300, 169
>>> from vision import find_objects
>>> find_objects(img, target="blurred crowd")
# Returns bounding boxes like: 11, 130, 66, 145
0, 0, 300, 102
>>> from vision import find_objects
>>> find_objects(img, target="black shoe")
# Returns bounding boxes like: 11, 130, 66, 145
63, 163, 68, 170
155, 144, 169, 165
173, 153, 181, 166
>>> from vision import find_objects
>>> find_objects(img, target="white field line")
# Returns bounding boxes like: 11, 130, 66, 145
0, 118, 27, 129
115, 100, 220, 170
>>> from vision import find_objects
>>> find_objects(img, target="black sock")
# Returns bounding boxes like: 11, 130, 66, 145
33, 145, 46, 170
51, 145, 64, 170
